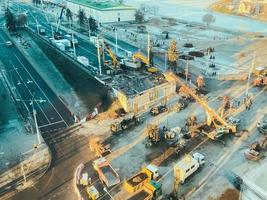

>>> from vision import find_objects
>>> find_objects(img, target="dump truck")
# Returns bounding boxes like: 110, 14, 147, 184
150, 105, 168, 116
92, 157, 120, 188
110, 116, 139, 134
174, 152, 205, 184
123, 165, 160, 194
128, 180, 162, 200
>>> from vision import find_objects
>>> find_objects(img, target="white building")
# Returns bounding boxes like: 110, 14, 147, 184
66, 0, 136, 23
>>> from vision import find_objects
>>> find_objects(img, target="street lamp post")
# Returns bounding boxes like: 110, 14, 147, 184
16, 98, 46, 146
103, 187, 114, 200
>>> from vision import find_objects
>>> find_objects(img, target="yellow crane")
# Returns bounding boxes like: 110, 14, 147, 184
103, 41, 119, 68
164, 72, 236, 140
132, 52, 158, 73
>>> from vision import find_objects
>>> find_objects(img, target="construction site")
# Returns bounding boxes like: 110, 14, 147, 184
1, 1, 267, 200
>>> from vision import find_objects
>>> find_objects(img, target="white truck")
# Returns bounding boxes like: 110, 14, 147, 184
52, 39, 71, 51
77, 56, 90, 67
90, 36, 104, 48
64, 34, 78, 46
174, 152, 205, 184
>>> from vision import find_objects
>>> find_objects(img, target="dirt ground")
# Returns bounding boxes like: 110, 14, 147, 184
208, 188, 240, 200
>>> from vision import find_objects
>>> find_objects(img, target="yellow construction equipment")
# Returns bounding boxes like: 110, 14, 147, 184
103, 41, 119, 67
196, 76, 205, 88
167, 40, 178, 63
164, 72, 236, 140
132, 52, 158, 73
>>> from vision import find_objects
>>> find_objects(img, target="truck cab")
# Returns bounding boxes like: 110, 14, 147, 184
192, 152, 205, 165
145, 164, 160, 180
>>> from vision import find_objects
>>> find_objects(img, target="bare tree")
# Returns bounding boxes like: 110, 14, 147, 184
78, 9, 86, 27
16, 14, 27, 27
202, 13, 216, 27
66, 8, 73, 23
135, 8, 145, 23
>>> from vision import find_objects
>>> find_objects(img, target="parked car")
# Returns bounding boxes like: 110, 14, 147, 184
6, 41, 12, 47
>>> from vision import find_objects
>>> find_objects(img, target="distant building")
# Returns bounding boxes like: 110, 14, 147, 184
239, 160, 267, 200
66, 0, 136, 23
238, 0, 267, 15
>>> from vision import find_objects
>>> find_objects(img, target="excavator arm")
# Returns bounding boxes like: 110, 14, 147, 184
103, 42, 119, 67
164, 72, 236, 134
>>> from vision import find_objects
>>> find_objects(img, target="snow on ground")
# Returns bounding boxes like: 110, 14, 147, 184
125, 0, 267, 33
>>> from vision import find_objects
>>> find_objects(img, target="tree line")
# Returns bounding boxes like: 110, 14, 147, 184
5, 8, 27, 32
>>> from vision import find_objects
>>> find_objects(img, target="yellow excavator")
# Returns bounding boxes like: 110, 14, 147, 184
164, 72, 236, 140
132, 52, 158, 73
103, 41, 120, 68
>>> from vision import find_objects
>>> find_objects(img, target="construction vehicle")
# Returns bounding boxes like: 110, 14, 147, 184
253, 76, 267, 87
123, 165, 159, 194
103, 41, 119, 68
146, 124, 161, 145
253, 66, 267, 76
174, 152, 205, 184
164, 72, 236, 140
128, 180, 162, 200
257, 119, 267, 134
132, 52, 158, 73
54, 6, 65, 40
244, 136, 267, 161
110, 115, 139, 134
92, 157, 120, 188
150, 105, 168, 116
86, 185, 100, 200
89, 137, 111, 157
174, 96, 191, 112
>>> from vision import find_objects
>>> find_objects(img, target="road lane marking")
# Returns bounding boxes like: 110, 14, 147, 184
9, 59, 51, 124
13, 53, 69, 127
38, 120, 65, 128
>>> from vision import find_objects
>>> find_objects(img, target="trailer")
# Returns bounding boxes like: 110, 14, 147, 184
174, 152, 205, 184
93, 157, 120, 188
110, 115, 139, 134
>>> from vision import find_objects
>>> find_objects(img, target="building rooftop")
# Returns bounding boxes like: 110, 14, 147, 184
104, 70, 167, 97
67, 0, 135, 11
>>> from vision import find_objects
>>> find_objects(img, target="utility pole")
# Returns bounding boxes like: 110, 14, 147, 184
185, 60, 189, 83
165, 51, 168, 71
20, 158, 27, 183
31, 100, 41, 145
246, 52, 255, 96
115, 28, 118, 55
16, 98, 46, 146
51, 24, 54, 39
72, 30, 76, 57
97, 38, 102, 75
36, 20, 39, 35
147, 33, 150, 67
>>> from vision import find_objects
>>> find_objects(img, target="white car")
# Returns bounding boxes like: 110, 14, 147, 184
6, 41, 12, 47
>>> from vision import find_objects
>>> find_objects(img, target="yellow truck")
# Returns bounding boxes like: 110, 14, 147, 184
127, 181, 162, 200
123, 165, 160, 194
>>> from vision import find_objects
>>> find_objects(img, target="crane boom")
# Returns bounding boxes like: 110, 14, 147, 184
56, 6, 65, 32
164, 72, 236, 133
103, 42, 119, 67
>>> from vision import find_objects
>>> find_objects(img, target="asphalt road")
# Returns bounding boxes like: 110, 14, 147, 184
0, 29, 74, 134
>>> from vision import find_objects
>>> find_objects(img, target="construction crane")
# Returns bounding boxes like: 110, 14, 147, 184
164, 72, 236, 140
103, 41, 119, 67
132, 52, 158, 73
54, 5, 65, 39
